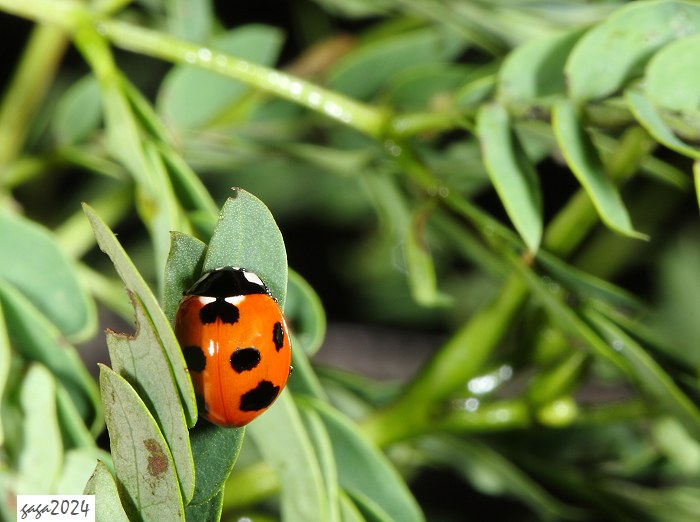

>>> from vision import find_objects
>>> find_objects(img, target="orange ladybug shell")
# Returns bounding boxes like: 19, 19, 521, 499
174, 267, 292, 427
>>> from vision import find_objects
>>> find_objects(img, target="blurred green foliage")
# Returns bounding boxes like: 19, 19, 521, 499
1, 0, 700, 520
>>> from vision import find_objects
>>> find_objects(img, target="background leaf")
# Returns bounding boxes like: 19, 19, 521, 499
53, 74, 102, 146
499, 27, 584, 102
328, 26, 468, 99
552, 99, 646, 239
16, 364, 62, 494
0, 281, 101, 431
477, 103, 543, 252
0, 210, 95, 341
0, 298, 9, 447
248, 393, 329, 522
625, 88, 700, 159
84, 461, 130, 522
646, 33, 700, 112
310, 399, 425, 522
565, 0, 700, 101
285, 270, 327, 356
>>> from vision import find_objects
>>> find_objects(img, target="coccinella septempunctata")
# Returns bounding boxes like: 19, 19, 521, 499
174, 266, 292, 427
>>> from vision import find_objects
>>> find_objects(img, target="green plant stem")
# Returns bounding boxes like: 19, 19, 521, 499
527, 350, 588, 406
0, 24, 70, 170
438, 399, 531, 432
0, 0, 694, 152
362, 274, 528, 446
391, 110, 471, 138
0, 0, 391, 138
98, 19, 391, 138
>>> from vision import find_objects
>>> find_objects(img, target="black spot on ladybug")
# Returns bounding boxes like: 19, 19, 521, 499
183, 346, 206, 373
240, 380, 280, 412
230, 348, 261, 373
272, 322, 284, 351
200, 299, 239, 324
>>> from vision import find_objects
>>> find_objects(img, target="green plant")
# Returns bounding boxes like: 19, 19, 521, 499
2, 0, 700, 520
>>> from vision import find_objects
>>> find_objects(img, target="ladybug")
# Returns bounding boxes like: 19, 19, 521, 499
174, 266, 292, 427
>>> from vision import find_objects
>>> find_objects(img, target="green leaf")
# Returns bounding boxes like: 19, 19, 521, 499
566, 0, 700, 101
285, 270, 327, 356
696, 160, 700, 209
97, 72, 186, 282
120, 81, 218, 219
476, 103, 543, 252
499, 27, 584, 102
84, 461, 130, 522
344, 490, 393, 522
162, 232, 207, 323
248, 392, 328, 522
189, 421, 244, 505
204, 188, 288, 308
185, 489, 224, 522
288, 339, 327, 400
158, 24, 285, 128
84, 204, 197, 427
339, 491, 367, 522
99, 75, 153, 191
53, 74, 102, 146
159, 145, 219, 219
585, 310, 700, 441
454, 64, 498, 108
536, 251, 645, 312
56, 384, 99, 450
165, 238, 247, 505
54, 448, 107, 495
646, 33, 700, 112
106, 292, 195, 503
0, 298, 9, 447
0, 282, 101, 433
142, 140, 189, 285
328, 26, 467, 99
510, 254, 700, 441
422, 436, 583, 521
653, 417, 700, 475
625, 88, 700, 159
299, 405, 341, 522
165, 0, 213, 43
17, 364, 62, 494
310, 399, 425, 522
0, 210, 96, 341
552, 99, 647, 239
384, 63, 470, 110
99, 365, 185, 521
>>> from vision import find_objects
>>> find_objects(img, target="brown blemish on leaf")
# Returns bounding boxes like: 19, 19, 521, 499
143, 438, 168, 477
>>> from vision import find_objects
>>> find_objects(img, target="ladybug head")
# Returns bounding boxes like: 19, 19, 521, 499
186, 266, 269, 298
